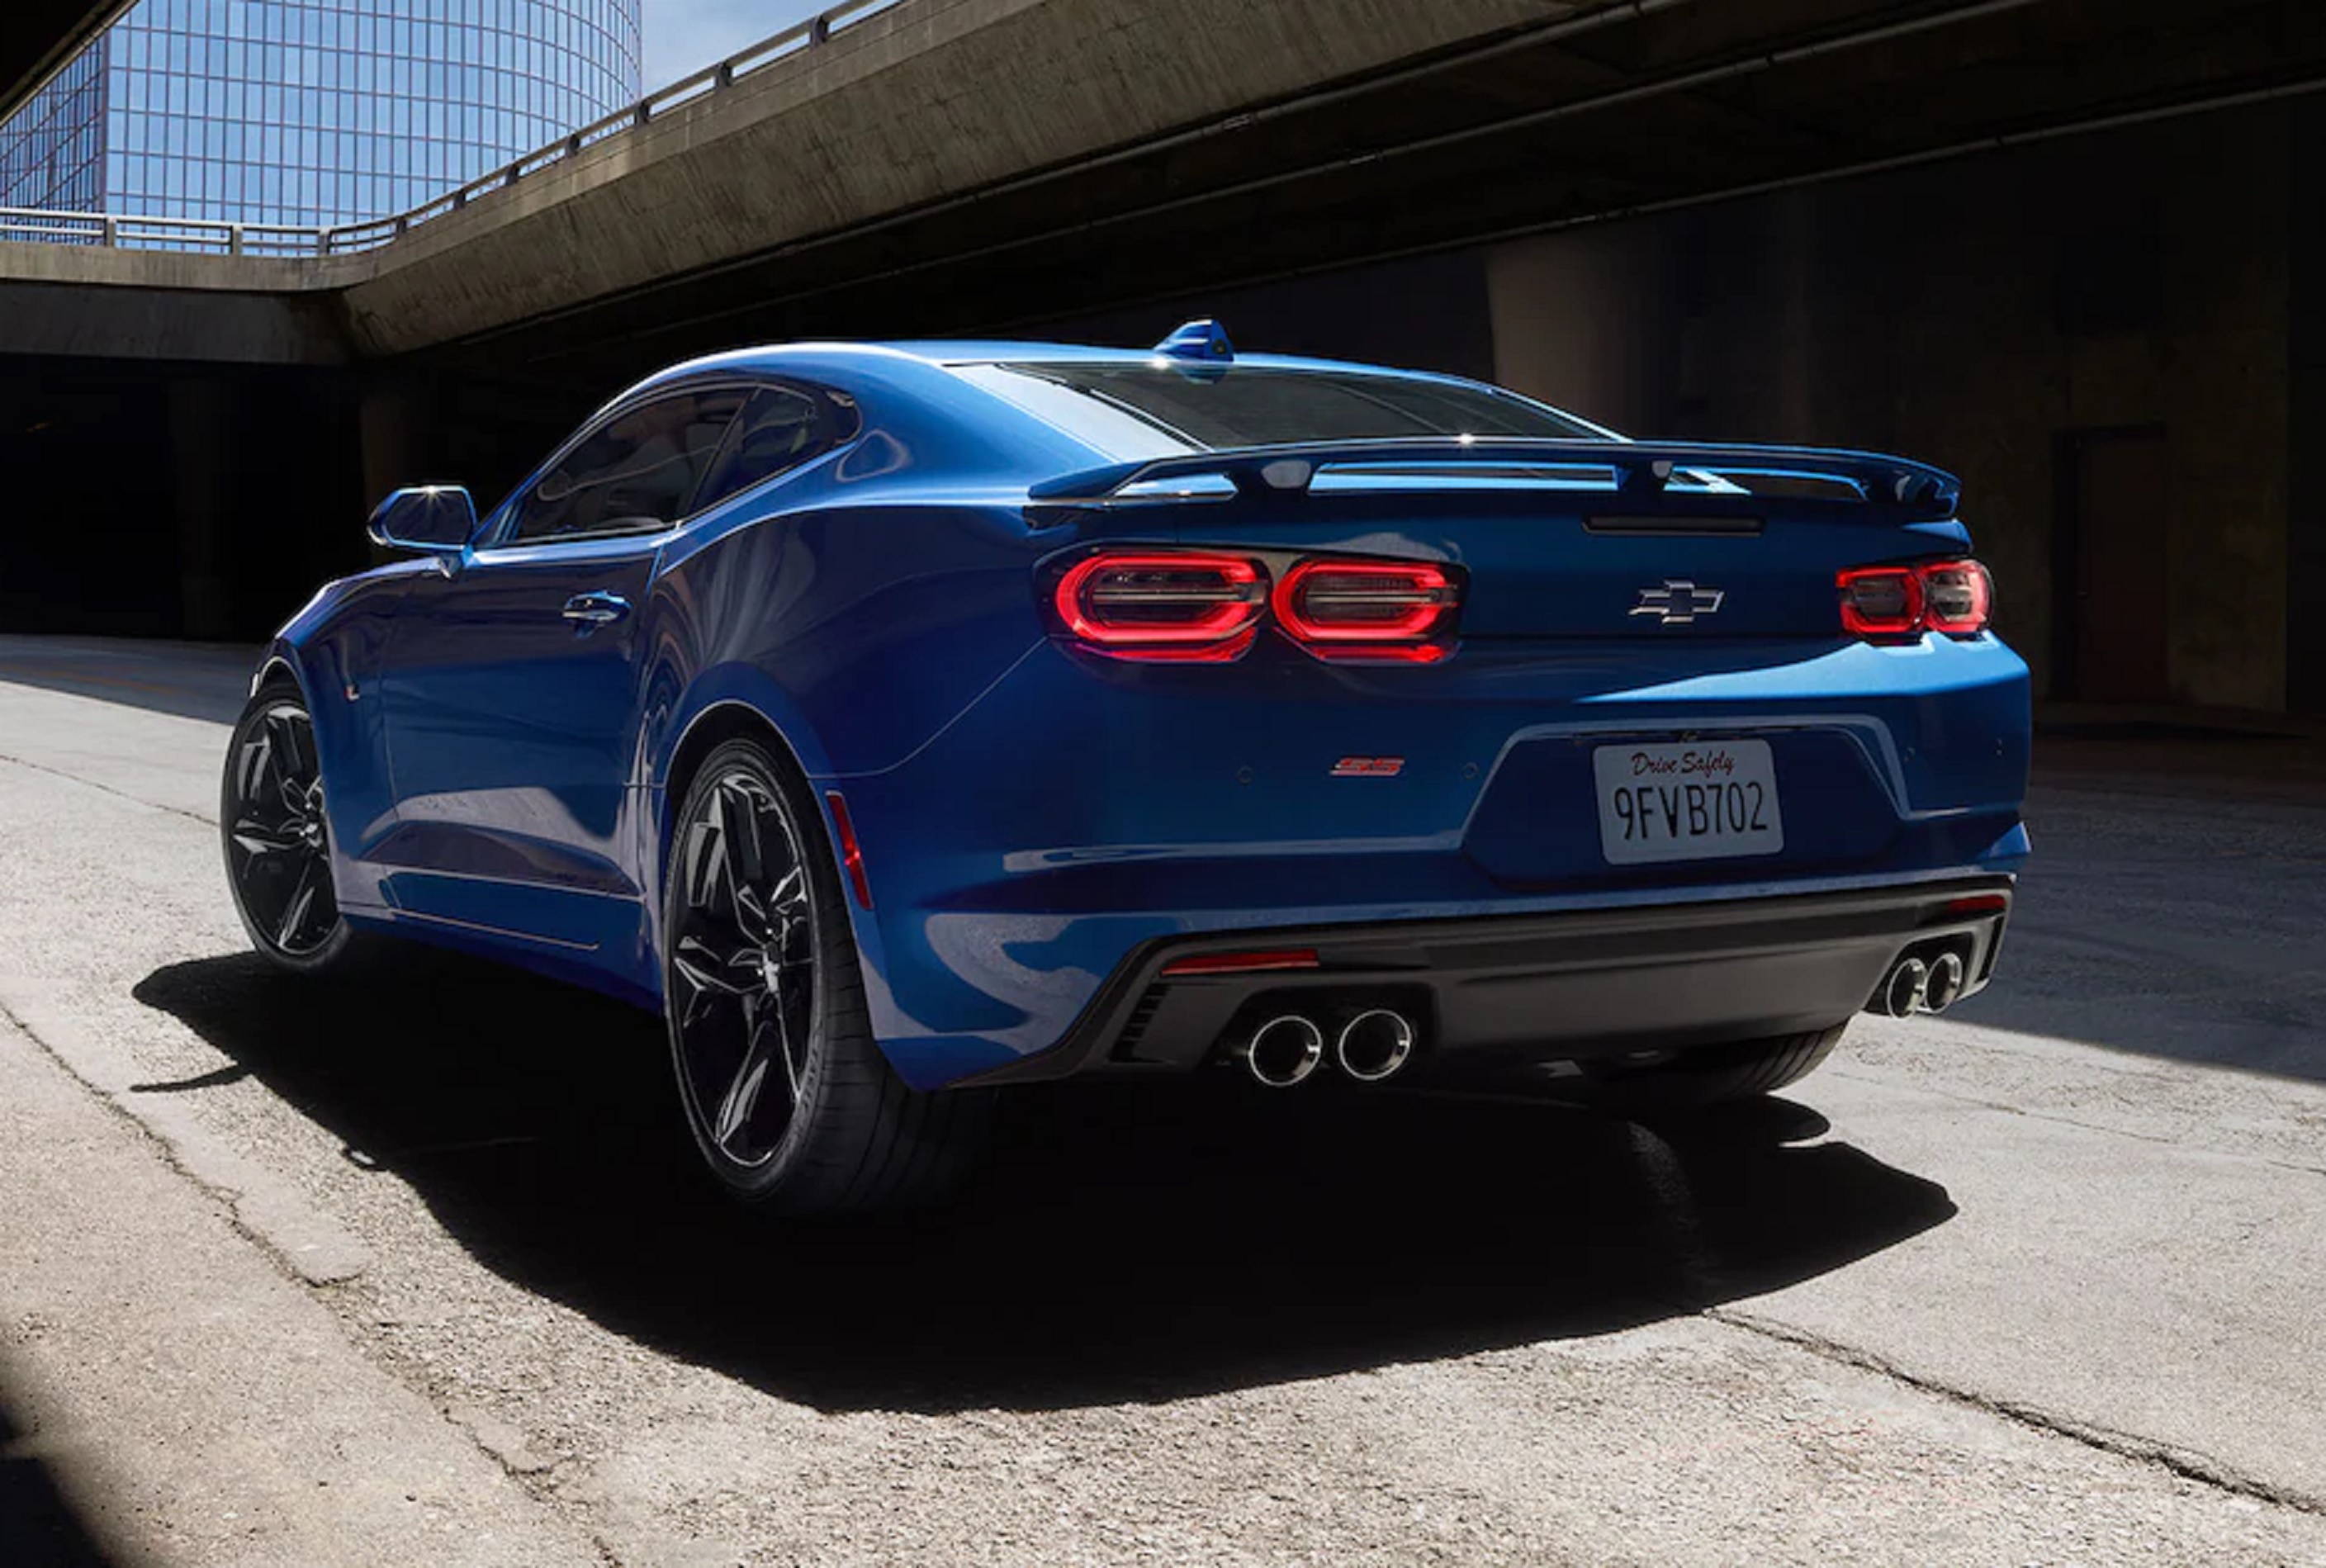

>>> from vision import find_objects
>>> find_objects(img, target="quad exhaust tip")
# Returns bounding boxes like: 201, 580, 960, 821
1244, 1014, 1325, 1087
1240, 1008, 1419, 1086
1879, 956, 1930, 1017
1335, 1009, 1416, 1082
1921, 950, 1966, 1013
1874, 948, 1969, 1017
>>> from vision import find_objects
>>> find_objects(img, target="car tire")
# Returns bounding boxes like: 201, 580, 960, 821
1576, 1023, 1849, 1116
220, 676, 365, 975
661, 737, 990, 1214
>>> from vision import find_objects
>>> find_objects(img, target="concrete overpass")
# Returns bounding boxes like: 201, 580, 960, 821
8, 0, 2324, 379
1, 0, 2324, 713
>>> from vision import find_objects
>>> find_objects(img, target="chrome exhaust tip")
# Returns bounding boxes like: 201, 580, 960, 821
1920, 950, 1967, 1014
1878, 956, 1929, 1018
1334, 1008, 1416, 1083
1244, 1015, 1325, 1087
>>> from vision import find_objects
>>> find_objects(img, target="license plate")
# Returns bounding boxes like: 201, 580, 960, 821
1593, 740, 1784, 865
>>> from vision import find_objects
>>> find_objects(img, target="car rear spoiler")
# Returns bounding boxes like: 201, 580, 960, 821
1026, 437, 1961, 519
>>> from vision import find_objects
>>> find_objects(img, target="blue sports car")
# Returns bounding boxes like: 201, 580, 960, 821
222, 320, 2028, 1212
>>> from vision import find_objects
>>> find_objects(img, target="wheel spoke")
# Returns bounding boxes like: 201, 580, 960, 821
286, 713, 320, 781
275, 859, 319, 950
732, 882, 773, 946
770, 981, 807, 1102
713, 1013, 783, 1153
230, 815, 301, 860
264, 713, 307, 813
680, 815, 722, 916
713, 784, 770, 929
673, 936, 753, 992
235, 734, 270, 806
672, 934, 757, 1024
768, 863, 807, 921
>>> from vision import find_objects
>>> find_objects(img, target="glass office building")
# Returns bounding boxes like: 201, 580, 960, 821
0, 40, 109, 211
0, 0, 642, 230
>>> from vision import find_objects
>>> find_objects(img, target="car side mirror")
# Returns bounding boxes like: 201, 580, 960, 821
367, 486, 478, 555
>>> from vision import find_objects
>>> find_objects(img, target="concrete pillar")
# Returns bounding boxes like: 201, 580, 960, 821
358, 380, 419, 513
1486, 225, 1681, 434
168, 381, 233, 640
2290, 98, 2326, 716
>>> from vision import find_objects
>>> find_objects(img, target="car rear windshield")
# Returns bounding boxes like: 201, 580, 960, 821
978, 362, 1603, 452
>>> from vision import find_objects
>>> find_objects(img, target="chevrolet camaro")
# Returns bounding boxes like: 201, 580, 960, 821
221, 321, 2029, 1211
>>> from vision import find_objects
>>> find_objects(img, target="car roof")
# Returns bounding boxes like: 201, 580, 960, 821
627, 339, 1490, 393
880, 341, 1393, 373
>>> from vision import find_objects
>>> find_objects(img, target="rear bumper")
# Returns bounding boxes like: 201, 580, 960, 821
963, 876, 2011, 1085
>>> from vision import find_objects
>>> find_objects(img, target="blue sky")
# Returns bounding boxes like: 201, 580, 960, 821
645, 0, 831, 87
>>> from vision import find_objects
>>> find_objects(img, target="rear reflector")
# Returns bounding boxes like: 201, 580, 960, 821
824, 790, 874, 910
1838, 558, 1992, 640
1054, 551, 1267, 661
1159, 948, 1321, 978
1945, 893, 2010, 917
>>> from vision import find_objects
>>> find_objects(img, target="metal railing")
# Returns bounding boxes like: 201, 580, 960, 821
0, 0, 909, 262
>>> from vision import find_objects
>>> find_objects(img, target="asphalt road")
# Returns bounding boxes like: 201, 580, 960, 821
0, 634, 2322, 1566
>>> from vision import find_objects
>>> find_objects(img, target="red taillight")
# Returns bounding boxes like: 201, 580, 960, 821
1838, 566, 1925, 637
1273, 560, 1461, 662
1048, 549, 1461, 663
1838, 558, 1992, 640
1158, 948, 1321, 978
1921, 560, 1993, 635
1054, 552, 1267, 661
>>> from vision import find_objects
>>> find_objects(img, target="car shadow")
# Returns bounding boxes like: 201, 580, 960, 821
133, 948, 1954, 1414
0, 1401, 117, 1567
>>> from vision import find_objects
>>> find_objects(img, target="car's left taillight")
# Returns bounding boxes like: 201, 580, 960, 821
1052, 551, 1270, 662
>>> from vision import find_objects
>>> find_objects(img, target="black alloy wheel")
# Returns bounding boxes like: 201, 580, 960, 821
666, 764, 818, 1171
222, 680, 353, 970
661, 738, 991, 1211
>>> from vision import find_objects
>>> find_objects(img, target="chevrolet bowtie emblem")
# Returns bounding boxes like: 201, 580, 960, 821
1630, 580, 1726, 626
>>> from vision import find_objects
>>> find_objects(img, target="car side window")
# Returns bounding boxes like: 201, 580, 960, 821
692, 385, 861, 514
509, 387, 750, 544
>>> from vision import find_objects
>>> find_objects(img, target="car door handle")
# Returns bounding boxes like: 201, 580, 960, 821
561, 591, 631, 627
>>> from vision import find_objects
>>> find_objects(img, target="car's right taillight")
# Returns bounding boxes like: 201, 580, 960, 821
1838, 558, 1992, 641
1053, 551, 1269, 661
1919, 559, 1993, 636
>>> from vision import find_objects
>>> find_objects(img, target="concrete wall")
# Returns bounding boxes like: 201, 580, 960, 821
1041, 249, 1499, 384
0, 359, 366, 639
1486, 104, 2301, 712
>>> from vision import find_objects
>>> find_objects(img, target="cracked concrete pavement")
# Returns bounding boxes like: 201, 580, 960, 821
0, 634, 2323, 1566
